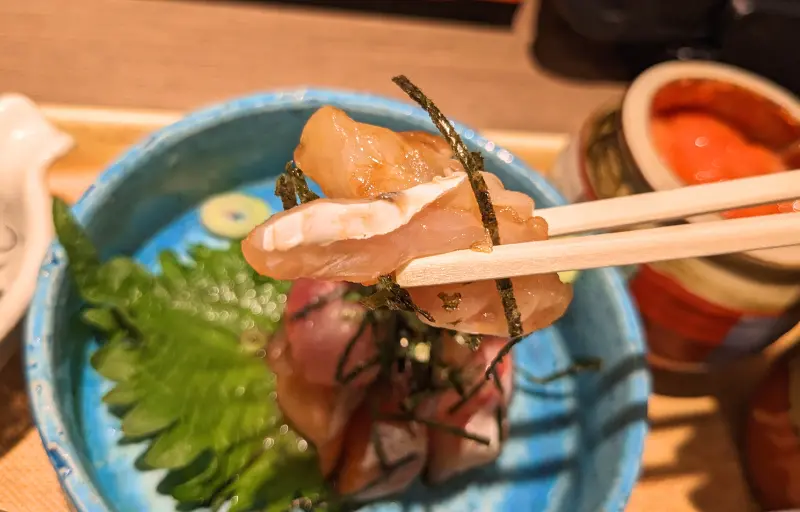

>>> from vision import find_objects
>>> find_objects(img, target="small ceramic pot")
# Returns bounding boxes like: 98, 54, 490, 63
550, 61, 800, 373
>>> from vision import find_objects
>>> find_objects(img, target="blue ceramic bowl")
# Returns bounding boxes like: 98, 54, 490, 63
25, 89, 649, 512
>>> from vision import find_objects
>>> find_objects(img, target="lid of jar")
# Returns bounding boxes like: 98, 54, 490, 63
620, 61, 800, 270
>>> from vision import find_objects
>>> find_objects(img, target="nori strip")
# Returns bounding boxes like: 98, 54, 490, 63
495, 406, 506, 444
286, 162, 320, 203
370, 419, 395, 472
274, 161, 319, 210
489, 367, 504, 392
493, 278, 523, 338
437, 292, 462, 312
518, 357, 603, 384
275, 173, 298, 210
483, 335, 524, 380
335, 315, 374, 384
357, 400, 421, 495
392, 76, 500, 245
400, 388, 445, 414
361, 275, 435, 323
447, 380, 485, 415
392, 75, 523, 344
340, 355, 382, 386
290, 288, 346, 320
444, 367, 467, 397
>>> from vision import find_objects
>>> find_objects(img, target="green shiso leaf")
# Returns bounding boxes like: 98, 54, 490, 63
52, 197, 328, 511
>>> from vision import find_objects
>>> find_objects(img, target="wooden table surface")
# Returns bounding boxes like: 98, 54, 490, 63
0, 0, 622, 133
0, 1, 795, 511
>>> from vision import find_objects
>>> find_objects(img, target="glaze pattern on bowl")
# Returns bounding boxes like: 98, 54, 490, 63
25, 89, 649, 512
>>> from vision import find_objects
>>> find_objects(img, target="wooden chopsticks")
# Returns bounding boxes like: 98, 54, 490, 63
540, 169, 800, 237
394, 171, 800, 288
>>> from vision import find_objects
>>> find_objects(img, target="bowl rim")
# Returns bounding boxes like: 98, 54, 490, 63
621, 60, 800, 267
23, 87, 650, 512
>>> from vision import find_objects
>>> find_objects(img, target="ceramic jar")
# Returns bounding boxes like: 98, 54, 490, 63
550, 61, 800, 372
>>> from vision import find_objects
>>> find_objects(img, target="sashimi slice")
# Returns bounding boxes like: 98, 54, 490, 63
284, 279, 380, 387
425, 336, 514, 483
273, 369, 361, 477
294, 106, 458, 199
243, 106, 571, 337
335, 376, 428, 502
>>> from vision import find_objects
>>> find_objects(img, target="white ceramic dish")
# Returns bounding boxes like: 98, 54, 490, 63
0, 94, 73, 369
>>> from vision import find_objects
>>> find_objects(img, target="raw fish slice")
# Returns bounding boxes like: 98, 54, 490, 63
269, 279, 386, 476
244, 174, 475, 284
405, 173, 570, 334
433, 335, 513, 420
267, 329, 364, 476
244, 106, 572, 336
244, 171, 551, 283
284, 279, 380, 387
407, 274, 571, 336
273, 369, 359, 476
425, 336, 514, 483
294, 106, 458, 199
243, 173, 571, 335
335, 370, 428, 501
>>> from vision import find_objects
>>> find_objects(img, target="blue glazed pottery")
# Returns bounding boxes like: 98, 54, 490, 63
24, 89, 650, 512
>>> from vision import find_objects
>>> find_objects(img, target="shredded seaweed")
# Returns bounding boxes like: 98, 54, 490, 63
286, 162, 320, 203
361, 275, 435, 323
275, 173, 299, 210
335, 304, 424, 391
484, 335, 524, 380
392, 75, 523, 362
443, 367, 467, 397
489, 367, 504, 392
335, 313, 375, 385
437, 292, 462, 312
341, 355, 383, 386
400, 388, 443, 414
446, 380, 485, 415
275, 161, 319, 210
291, 288, 346, 321
392, 76, 499, 245
369, 420, 395, 472
518, 358, 603, 385
360, 400, 421, 493
495, 406, 506, 444
493, 278, 523, 338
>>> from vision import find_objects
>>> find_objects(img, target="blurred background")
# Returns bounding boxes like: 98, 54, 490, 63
3, 0, 797, 132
